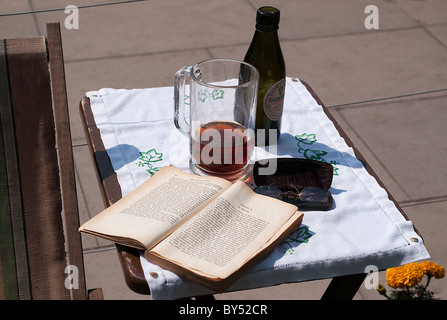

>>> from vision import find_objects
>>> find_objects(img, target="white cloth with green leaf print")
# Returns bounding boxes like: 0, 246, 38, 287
87, 77, 429, 300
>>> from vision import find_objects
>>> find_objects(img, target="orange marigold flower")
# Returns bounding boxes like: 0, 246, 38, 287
386, 262, 424, 289
419, 261, 445, 279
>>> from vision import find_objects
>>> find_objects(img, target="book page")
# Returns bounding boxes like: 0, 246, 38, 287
149, 180, 298, 279
79, 166, 232, 249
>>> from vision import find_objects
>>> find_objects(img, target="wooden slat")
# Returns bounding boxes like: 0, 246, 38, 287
46, 22, 87, 300
0, 100, 18, 300
0, 40, 18, 299
0, 38, 17, 300
0, 39, 31, 300
6, 36, 69, 300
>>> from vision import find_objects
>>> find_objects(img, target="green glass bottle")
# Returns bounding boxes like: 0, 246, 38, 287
244, 6, 286, 146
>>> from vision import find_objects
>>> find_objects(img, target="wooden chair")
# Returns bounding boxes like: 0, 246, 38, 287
0, 23, 102, 300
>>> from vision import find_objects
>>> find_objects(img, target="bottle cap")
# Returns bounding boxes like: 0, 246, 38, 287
256, 6, 280, 27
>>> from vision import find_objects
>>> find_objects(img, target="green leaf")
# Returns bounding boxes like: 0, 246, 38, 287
211, 89, 224, 100
295, 133, 316, 144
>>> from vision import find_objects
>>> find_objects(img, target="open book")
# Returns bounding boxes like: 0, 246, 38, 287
79, 166, 303, 292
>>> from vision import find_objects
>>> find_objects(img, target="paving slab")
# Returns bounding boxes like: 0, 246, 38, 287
216, 278, 333, 300
32, 0, 255, 60
395, 0, 447, 25
427, 24, 447, 47
83, 248, 149, 300
282, 28, 447, 106
338, 94, 447, 201
0, 1, 38, 38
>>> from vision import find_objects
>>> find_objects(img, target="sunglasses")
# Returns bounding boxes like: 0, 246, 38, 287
252, 158, 333, 211
254, 184, 332, 211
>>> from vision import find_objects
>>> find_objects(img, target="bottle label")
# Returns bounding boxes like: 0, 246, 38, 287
263, 79, 285, 121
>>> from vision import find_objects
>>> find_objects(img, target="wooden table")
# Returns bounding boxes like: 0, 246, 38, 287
79, 81, 415, 299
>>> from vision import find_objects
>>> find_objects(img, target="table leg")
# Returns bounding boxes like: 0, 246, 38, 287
321, 274, 366, 300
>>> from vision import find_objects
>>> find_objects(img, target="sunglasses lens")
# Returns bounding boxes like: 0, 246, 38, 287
254, 185, 282, 199
297, 187, 332, 210
299, 187, 330, 203
255, 185, 332, 211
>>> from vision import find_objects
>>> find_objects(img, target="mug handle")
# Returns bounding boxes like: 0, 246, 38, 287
174, 66, 192, 137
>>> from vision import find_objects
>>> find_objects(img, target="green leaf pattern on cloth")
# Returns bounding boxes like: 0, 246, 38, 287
136, 149, 163, 176
295, 133, 340, 175
281, 225, 314, 256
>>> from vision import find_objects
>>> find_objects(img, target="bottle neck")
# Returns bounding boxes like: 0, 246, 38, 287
255, 24, 279, 33
252, 27, 280, 44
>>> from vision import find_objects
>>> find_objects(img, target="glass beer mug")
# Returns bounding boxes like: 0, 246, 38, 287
174, 59, 259, 181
